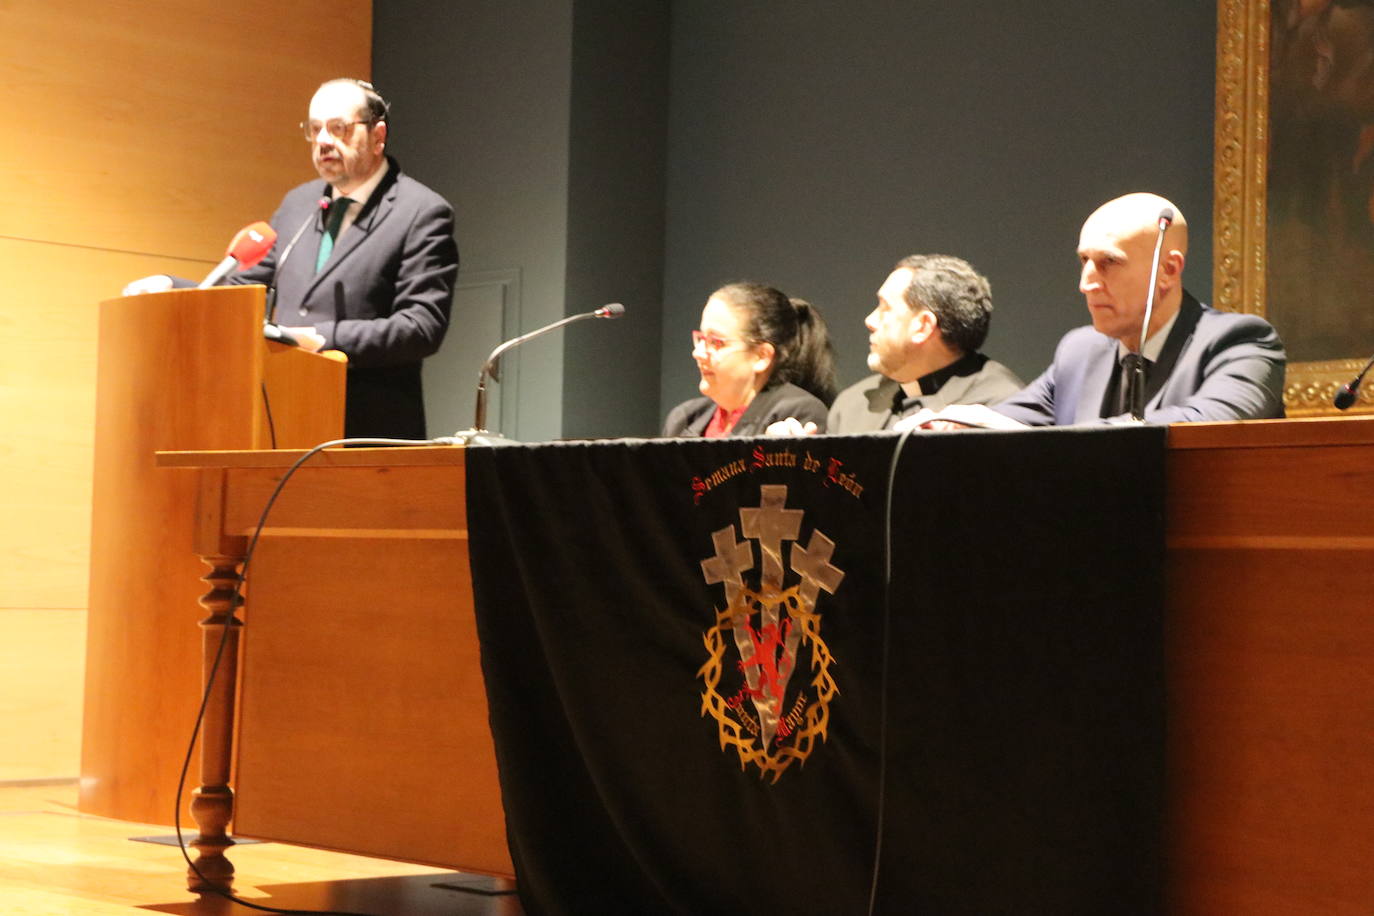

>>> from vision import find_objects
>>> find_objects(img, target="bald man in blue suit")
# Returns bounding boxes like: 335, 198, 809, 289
910, 193, 1285, 429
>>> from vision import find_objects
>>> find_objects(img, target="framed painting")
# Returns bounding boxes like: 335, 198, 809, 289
1214, 0, 1374, 416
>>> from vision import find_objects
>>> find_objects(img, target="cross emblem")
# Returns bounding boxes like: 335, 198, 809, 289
739, 485, 802, 589
701, 526, 753, 607
791, 530, 844, 610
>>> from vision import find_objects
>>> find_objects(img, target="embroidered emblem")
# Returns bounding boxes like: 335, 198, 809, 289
698, 484, 843, 781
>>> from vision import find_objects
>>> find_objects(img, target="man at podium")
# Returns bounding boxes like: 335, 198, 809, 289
126, 78, 460, 440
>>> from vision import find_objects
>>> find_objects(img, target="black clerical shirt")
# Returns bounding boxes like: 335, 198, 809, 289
890, 351, 992, 417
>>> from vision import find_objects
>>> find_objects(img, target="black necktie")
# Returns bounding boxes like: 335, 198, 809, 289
1116, 353, 1149, 418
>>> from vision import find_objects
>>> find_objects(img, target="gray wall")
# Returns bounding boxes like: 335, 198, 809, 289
660, 2, 1218, 412
563, 2, 671, 438
375, 0, 574, 441
375, 1, 1217, 438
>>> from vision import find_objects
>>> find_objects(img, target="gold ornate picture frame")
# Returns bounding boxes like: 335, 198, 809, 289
1214, 0, 1374, 416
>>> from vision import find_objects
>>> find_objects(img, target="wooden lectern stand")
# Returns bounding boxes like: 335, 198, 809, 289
155, 445, 511, 890
79, 287, 345, 890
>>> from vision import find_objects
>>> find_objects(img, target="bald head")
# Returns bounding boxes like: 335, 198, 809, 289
1077, 193, 1189, 350
1083, 192, 1188, 257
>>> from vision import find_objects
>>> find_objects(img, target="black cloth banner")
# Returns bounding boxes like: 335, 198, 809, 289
466, 426, 1165, 915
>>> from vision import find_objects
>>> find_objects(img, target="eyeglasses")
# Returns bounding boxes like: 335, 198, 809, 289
691, 330, 748, 353
300, 118, 377, 142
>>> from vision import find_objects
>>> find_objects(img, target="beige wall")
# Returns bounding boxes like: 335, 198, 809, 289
0, 0, 370, 778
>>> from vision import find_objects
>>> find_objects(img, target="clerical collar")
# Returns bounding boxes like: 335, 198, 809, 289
897, 350, 988, 399
891, 351, 989, 415
1117, 309, 1179, 363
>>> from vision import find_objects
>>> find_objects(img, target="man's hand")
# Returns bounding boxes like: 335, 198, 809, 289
281, 326, 326, 352
122, 275, 174, 296
765, 417, 820, 436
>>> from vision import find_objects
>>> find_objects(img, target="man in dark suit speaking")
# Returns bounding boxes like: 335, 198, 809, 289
127, 78, 459, 439
909, 193, 1286, 429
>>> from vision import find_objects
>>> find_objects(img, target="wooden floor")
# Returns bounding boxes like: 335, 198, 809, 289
0, 783, 523, 915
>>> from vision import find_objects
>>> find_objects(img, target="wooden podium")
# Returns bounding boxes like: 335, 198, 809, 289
79, 287, 345, 879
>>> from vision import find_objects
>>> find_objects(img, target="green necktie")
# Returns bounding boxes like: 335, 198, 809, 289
315, 197, 354, 272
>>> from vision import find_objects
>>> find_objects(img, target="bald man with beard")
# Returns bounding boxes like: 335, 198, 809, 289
915, 193, 1286, 429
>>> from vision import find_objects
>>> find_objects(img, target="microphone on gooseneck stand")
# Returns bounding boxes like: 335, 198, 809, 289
198, 222, 278, 288
263, 197, 331, 345
442, 303, 627, 445
1125, 207, 1175, 420
1334, 352, 1374, 410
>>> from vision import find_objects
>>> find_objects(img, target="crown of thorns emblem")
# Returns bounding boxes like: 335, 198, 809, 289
697, 484, 844, 781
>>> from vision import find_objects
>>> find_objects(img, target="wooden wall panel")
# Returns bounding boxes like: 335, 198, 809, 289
0, 0, 370, 778
0, 609, 86, 781
0, 1, 369, 607
0, 240, 196, 608
2, 0, 372, 258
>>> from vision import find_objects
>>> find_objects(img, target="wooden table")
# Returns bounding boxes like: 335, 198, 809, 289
157, 445, 510, 890
1165, 417, 1374, 914
152, 417, 1374, 911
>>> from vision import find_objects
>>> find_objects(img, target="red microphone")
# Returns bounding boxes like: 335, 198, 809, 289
199, 221, 278, 288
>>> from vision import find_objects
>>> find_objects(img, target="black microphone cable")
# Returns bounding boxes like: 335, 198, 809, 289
264, 199, 330, 326
866, 424, 918, 916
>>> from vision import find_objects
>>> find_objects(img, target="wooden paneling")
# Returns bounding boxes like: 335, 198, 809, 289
0, 609, 86, 781
235, 533, 509, 874
2, 0, 372, 258
148, 448, 510, 879
0, 0, 369, 610
0, 0, 369, 782
0, 240, 188, 608
1168, 548, 1374, 915
1165, 417, 1374, 915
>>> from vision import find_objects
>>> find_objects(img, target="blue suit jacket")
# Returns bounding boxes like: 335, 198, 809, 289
994, 293, 1286, 426
234, 157, 459, 439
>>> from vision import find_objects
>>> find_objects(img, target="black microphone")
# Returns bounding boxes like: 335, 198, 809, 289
1334, 352, 1374, 409
446, 303, 626, 442
265, 197, 330, 329
1127, 207, 1175, 420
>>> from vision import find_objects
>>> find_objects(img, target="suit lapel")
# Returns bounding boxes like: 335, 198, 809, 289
860, 376, 901, 430
734, 385, 785, 435
1144, 292, 1202, 405
305, 161, 401, 297
687, 402, 714, 436
1076, 338, 1119, 424
274, 188, 330, 317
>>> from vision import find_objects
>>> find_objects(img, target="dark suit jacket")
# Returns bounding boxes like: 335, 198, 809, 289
827, 356, 1022, 433
234, 157, 459, 439
994, 292, 1286, 426
662, 382, 829, 437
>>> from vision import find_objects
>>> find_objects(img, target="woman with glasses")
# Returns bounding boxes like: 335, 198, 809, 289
663, 283, 837, 437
